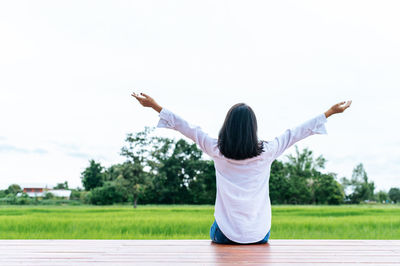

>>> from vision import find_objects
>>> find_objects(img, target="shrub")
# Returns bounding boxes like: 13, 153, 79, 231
89, 182, 125, 205
70, 190, 82, 201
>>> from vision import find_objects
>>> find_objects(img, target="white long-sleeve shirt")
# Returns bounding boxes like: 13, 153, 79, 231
157, 108, 328, 243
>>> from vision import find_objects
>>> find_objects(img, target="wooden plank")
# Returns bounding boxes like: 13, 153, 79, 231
0, 240, 399, 265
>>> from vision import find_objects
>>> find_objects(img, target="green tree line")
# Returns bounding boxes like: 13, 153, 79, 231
2, 127, 400, 206
79, 127, 399, 206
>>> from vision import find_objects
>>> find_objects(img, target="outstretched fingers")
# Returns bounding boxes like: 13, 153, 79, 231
344, 100, 352, 109
132, 92, 151, 100
131, 91, 157, 109
131, 92, 145, 105
140, 92, 151, 99
131, 92, 140, 98
339, 100, 352, 112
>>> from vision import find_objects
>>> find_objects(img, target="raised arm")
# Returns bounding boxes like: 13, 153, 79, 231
131, 92, 218, 157
267, 100, 352, 160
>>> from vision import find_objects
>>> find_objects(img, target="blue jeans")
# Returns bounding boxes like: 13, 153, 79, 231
209, 220, 270, 244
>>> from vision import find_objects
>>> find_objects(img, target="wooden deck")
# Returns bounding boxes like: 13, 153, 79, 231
1, 240, 399, 265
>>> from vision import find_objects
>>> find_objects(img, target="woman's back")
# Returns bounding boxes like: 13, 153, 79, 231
213, 143, 273, 243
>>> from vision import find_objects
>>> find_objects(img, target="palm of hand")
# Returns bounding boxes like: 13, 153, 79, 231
332, 100, 352, 114
132, 92, 155, 108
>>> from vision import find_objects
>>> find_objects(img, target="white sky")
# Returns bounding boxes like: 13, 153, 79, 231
0, 0, 399, 191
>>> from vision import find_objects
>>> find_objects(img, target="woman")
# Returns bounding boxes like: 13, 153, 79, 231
132, 92, 351, 244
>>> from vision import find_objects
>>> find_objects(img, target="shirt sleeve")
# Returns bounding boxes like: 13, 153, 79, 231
266, 113, 328, 160
156, 108, 218, 157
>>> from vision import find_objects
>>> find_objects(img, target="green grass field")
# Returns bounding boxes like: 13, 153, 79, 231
0, 205, 399, 239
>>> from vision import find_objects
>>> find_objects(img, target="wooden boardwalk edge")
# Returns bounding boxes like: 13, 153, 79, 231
0, 240, 399, 265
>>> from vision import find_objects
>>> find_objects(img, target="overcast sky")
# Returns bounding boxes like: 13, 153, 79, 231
1, 0, 399, 191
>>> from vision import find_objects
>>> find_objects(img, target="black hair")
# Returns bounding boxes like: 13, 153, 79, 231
218, 103, 264, 160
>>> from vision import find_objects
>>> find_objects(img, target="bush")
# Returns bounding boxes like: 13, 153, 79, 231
16, 197, 34, 205
83, 191, 92, 204
0, 196, 15, 205
3, 194, 17, 204
0, 193, 33, 205
0, 190, 7, 198
389, 188, 400, 203
70, 190, 82, 201
89, 182, 125, 205
44, 192, 55, 200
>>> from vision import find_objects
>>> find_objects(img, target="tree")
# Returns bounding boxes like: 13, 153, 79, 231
146, 137, 214, 204
5, 184, 22, 195
388, 188, 400, 203
312, 172, 344, 205
376, 190, 389, 203
155, 139, 200, 204
104, 164, 124, 182
81, 160, 104, 191
188, 159, 216, 204
121, 127, 157, 208
270, 146, 344, 205
341, 163, 375, 203
143, 134, 175, 204
44, 192, 54, 199
54, 181, 69, 189
285, 147, 323, 204
113, 162, 150, 208
269, 160, 290, 204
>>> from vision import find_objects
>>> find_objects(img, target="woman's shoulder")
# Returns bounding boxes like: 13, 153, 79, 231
260, 140, 276, 159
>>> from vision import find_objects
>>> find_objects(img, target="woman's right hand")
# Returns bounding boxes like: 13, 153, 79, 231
131, 92, 163, 113
324, 100, 352, 118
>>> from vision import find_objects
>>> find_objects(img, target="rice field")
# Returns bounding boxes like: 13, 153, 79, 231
0, 205, 399, 239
